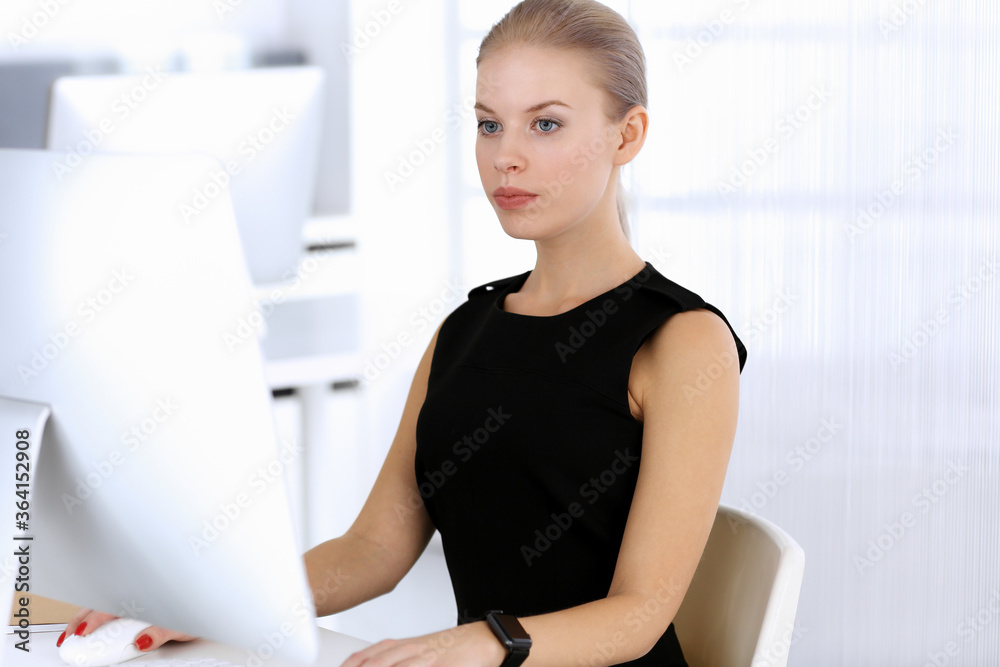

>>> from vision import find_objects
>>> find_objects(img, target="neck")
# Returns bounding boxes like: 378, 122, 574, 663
523, 212, 646, 306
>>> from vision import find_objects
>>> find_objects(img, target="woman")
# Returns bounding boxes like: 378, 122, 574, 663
61, 1, 746, 665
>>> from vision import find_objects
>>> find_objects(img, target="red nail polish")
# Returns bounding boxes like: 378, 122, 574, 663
74, 623, 87, 636
135, 634, 153, 651
56, 631, 66, 647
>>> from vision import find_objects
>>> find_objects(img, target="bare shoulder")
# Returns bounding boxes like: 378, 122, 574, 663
628, 308, 740, 421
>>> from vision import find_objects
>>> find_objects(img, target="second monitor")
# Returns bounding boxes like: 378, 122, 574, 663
46, 65, 326, 287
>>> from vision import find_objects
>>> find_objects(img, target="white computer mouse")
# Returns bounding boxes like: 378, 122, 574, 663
59, 617, 155, 666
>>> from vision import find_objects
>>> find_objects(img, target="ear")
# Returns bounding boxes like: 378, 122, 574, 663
612, 105, 649, 167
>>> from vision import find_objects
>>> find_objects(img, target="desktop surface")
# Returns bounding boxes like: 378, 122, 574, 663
3, 625, 369, 667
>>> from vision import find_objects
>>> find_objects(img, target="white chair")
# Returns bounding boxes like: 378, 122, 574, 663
673, 505, 805, 667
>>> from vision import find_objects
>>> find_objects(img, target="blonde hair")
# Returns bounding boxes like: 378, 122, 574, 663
477, 0, 647, 242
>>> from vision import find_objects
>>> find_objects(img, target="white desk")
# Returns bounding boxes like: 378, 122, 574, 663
4, 624, 370, 667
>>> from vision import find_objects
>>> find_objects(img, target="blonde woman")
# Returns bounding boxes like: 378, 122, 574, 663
62, 1, 746, 665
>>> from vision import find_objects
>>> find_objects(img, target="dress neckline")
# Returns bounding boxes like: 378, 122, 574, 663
493, 261, 652, 320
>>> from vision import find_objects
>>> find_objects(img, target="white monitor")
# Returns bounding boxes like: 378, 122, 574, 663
0, 148, 317, 663
45, 65, 325, 286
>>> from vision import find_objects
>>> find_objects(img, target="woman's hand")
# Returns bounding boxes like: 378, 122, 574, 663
340, 621, 505, 667
58, 608, 196, 653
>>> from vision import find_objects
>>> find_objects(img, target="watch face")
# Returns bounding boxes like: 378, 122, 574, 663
494, 614, 532, 647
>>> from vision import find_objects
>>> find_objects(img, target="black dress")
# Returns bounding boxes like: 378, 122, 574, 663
414, 261, 747, 666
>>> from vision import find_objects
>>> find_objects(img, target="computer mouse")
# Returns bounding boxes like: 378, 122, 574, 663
58, 617, 155, 666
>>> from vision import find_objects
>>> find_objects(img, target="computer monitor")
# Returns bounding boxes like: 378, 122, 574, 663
45, 65, 325, 286
0, 148, 317, 663
0, 55, 119, 149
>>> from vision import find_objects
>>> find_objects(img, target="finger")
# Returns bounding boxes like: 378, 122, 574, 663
60, 607, 92, 642
58, 609, 118, 647
133, 626, 197, 652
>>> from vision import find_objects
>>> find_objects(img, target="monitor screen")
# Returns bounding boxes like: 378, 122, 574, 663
0, 148, 317, 663
45, 66, 325, 286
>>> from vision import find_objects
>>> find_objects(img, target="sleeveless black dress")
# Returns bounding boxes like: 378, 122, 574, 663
414, 261, 747, 666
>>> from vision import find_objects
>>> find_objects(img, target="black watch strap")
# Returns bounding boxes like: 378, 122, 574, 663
485, 610, 531, 667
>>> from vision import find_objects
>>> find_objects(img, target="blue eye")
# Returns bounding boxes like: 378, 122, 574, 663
476, 118, 561, 136
478, 120, 500, 135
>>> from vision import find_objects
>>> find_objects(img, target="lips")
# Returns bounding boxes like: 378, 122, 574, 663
493, 186, 537, 198
493, 186, 538, 211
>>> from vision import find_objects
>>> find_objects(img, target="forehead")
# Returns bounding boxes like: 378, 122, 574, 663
475, 46, 600, 111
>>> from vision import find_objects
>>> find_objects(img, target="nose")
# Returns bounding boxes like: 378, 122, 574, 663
493, 134, 525, 173
494, 156, 521, 173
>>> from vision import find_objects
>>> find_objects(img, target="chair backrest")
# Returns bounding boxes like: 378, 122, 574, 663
673, 506, 805, 667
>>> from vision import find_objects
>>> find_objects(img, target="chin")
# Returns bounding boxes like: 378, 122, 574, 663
496, 209, 568, 241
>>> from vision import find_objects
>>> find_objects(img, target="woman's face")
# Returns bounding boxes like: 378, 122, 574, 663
475, 46, 623, 241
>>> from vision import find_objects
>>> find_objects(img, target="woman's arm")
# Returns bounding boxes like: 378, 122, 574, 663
304, 320, 443, 617
517, 308, 741, 665
340, 308, 740, 666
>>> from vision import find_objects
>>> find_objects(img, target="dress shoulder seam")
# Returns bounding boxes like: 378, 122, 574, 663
467, 271, 528, 299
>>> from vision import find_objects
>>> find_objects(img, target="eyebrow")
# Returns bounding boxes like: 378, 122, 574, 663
474, 100, 573, 114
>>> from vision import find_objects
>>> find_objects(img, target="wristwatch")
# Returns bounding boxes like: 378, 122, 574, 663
485, 610, 531, 667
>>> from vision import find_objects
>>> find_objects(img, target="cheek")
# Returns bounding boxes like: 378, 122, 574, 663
475, 143, 490, 179
548, 139, 612, 193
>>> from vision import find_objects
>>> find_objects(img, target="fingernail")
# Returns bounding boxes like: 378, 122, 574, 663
56, 631, 66, 647
135, 635, 153, 651
74, 623, 87, 636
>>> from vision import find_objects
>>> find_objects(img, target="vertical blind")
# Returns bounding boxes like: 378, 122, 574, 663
632, 1, 1000, 664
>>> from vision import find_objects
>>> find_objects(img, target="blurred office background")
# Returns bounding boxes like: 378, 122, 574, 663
2, 0, 997, 664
